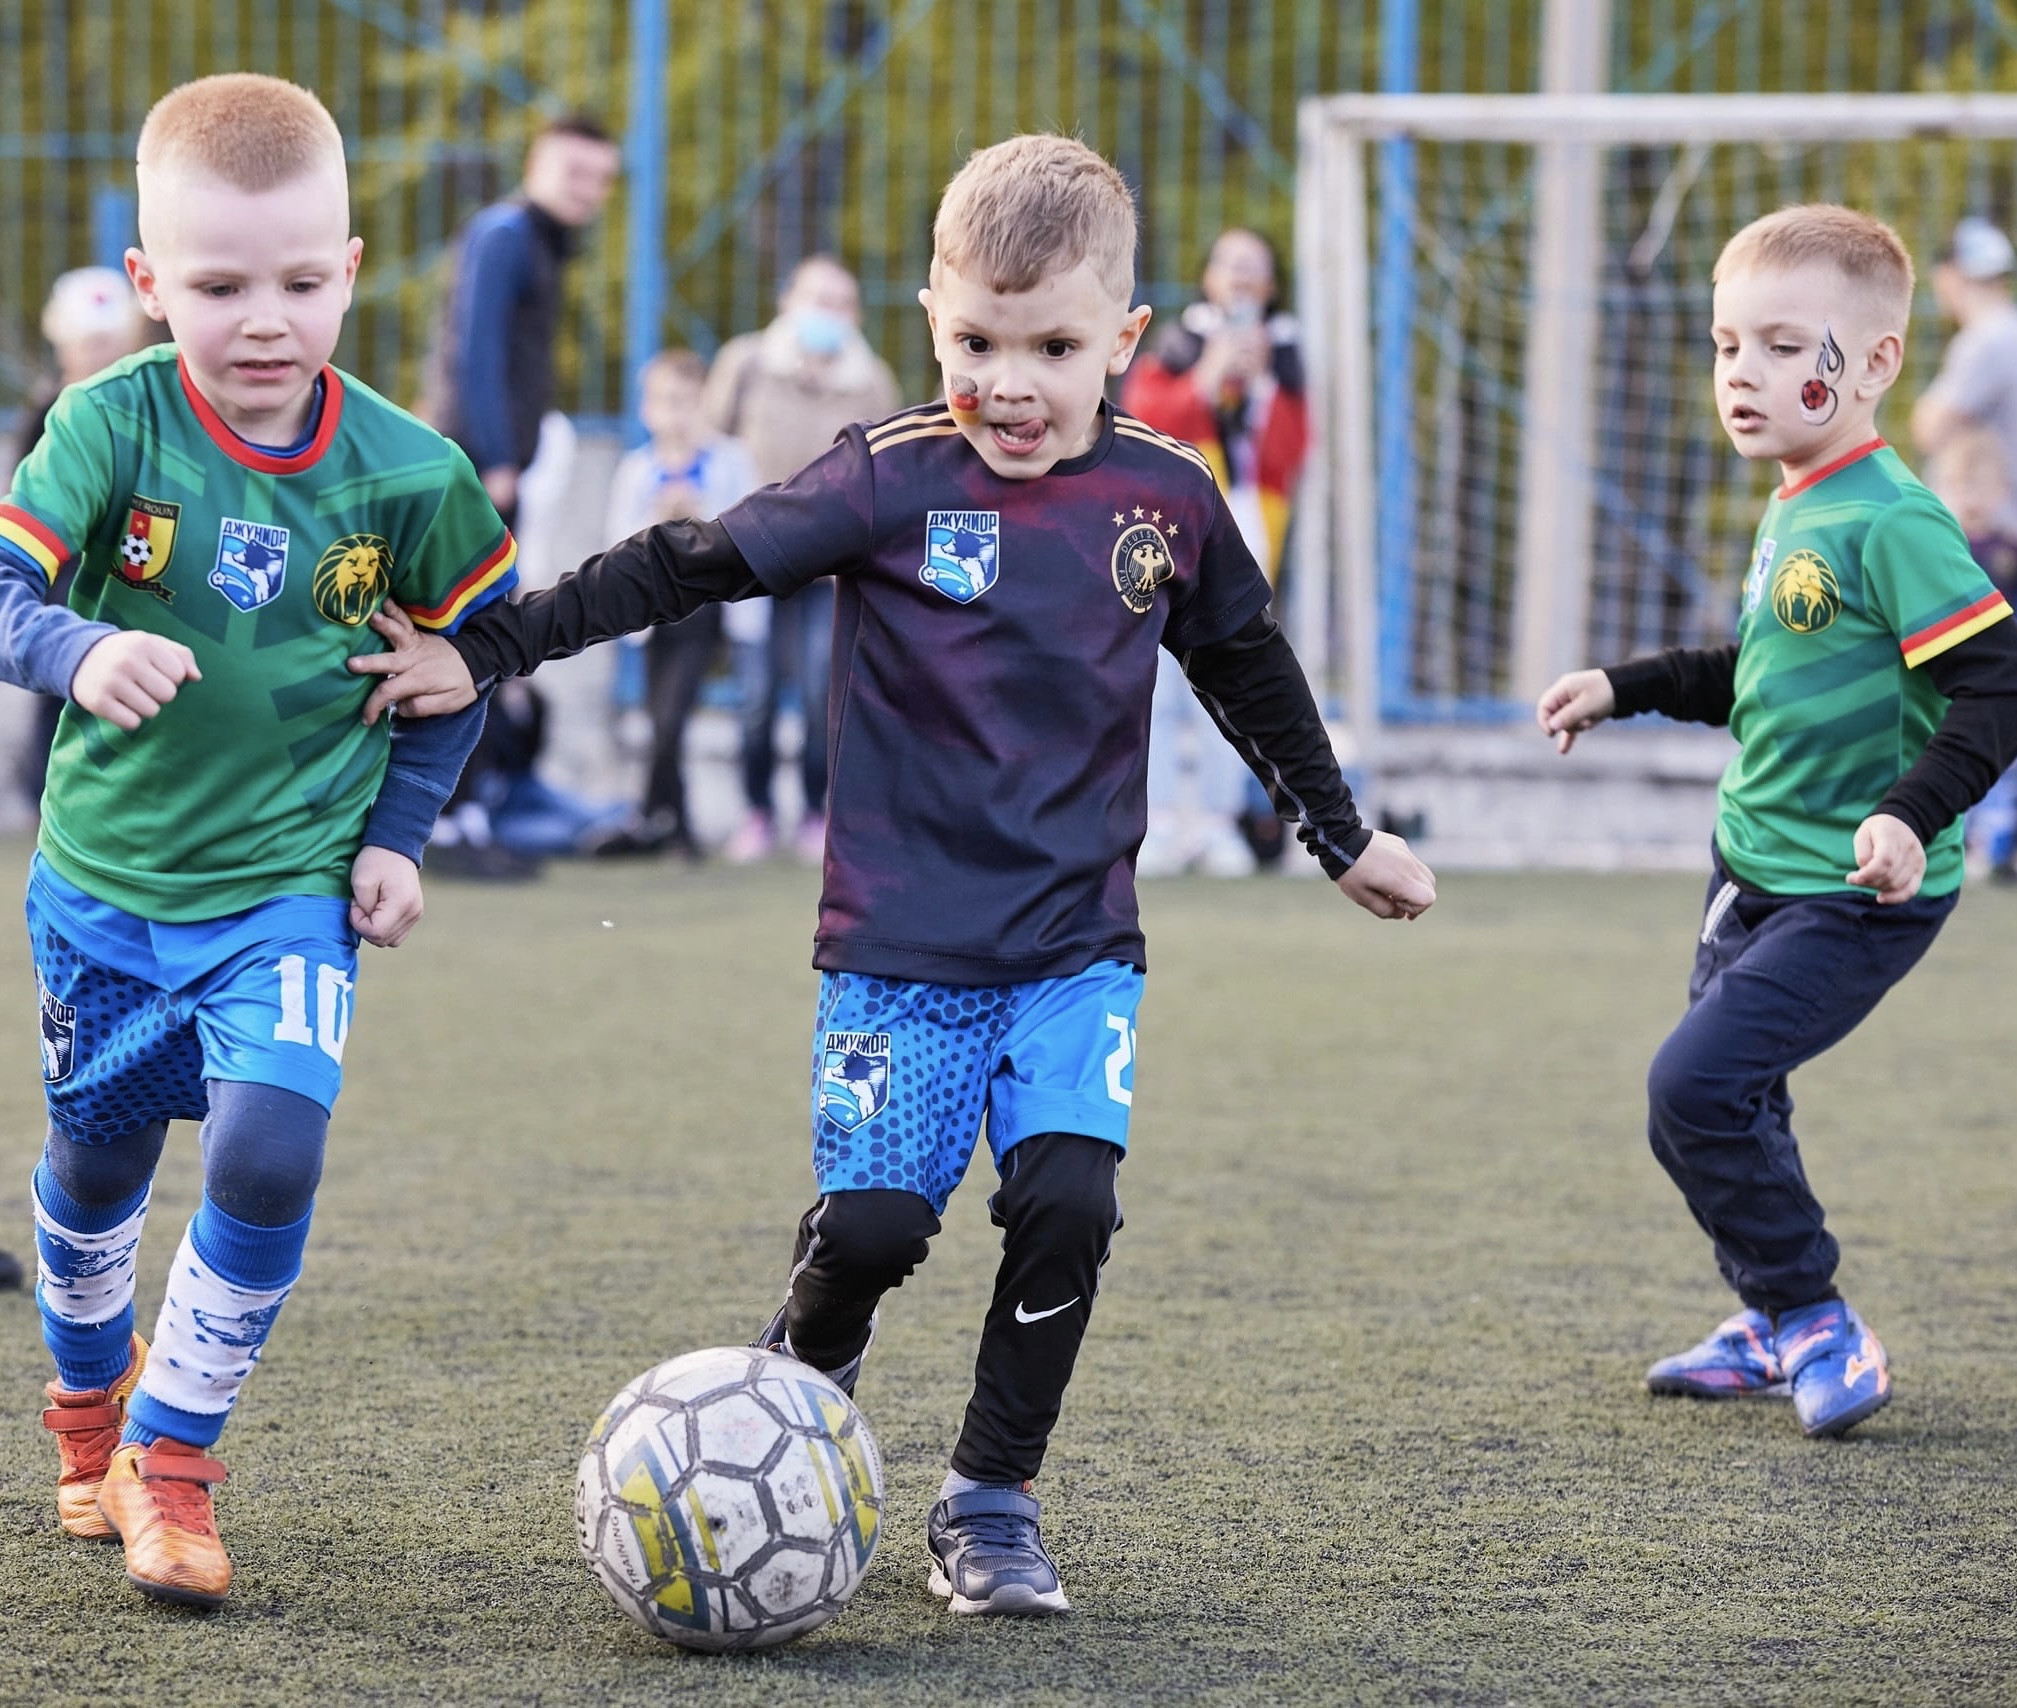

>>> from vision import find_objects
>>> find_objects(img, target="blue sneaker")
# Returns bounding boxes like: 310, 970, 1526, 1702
751, 1303, 875, 1399
926, 1488, 1070, 1616
1646, 1309, 1788, 1398
1776, 1299, 1891, 1438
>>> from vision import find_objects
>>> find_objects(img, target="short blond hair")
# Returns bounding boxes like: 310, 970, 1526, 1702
1714, 203, 1915, 331
137, 74, 345, 192
931, 134, 1137, 301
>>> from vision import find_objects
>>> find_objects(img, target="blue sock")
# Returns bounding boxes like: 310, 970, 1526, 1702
124, 1195, 311, 1449
33, 1162, 150, 1391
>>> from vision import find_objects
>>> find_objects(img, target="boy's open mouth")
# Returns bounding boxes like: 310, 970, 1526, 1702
990, 418, 1046, 453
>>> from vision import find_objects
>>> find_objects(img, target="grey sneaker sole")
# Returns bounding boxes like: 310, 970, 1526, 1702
927, 1563, 1070, 1616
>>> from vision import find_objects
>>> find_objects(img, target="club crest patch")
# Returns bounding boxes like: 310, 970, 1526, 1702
919, 510, 999, 604
1771, 548, 1841, 634
116, 496, 180, 601
818, 1030, 891, 1132
211, 518, 290, 612
1744, 537, 1777, 615
39, 981, 74, 1083
313, 534, 394, 626
1112, 520, 1174, 615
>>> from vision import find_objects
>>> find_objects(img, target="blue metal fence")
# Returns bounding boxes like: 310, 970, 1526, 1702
8, 1, 2017, 722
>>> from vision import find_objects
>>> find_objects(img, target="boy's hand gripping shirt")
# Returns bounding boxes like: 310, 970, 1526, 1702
0, 346, 517, 920
1719, 440, 2012, 896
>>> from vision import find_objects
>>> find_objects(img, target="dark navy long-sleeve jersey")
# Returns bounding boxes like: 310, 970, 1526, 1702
451, 401, 1371, 983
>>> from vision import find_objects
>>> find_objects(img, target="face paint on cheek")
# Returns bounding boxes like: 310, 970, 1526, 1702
948, 374, 981, 421
1800, 323, 1844, 426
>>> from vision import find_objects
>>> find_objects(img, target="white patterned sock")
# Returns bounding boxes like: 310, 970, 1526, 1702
136, 1222, 298, 1423
34, 1182, 148, 1329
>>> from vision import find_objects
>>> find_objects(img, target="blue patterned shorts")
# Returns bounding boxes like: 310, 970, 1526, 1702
28, 857, 359, 1138
810, 961, 1144, 1213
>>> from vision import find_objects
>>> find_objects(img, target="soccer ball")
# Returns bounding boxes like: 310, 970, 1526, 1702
574, 1346, 884, 1651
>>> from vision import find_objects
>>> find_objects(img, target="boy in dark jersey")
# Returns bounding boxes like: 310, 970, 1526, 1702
0, 76, 515, 1604
1538, 206, 2017, 1438
354, 133, 1435, 1613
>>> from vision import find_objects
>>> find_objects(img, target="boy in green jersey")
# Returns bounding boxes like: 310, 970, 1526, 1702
1538, 205, 2017, 1438
0, 75, 516, 1603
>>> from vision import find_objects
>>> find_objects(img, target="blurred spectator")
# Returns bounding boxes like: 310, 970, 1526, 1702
428, 115, 621, 522
10, 269, 155, 814
703, 256, 901, 862
592, 350, 760, 858
423, 115, 620, 878
1912, 216, 2017, 532
1928, 426, 2017, 881
1123, 228, 1310, 876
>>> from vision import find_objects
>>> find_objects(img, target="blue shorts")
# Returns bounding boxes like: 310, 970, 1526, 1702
810, 961, 1144, 1214
27, 857, 359, 1138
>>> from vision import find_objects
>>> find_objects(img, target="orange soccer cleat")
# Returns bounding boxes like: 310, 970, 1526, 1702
96, 1439, 233, 1607
41, 1335, 149, 1539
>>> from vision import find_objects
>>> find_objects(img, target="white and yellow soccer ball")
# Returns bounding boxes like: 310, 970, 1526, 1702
574, 1346, 884, 1651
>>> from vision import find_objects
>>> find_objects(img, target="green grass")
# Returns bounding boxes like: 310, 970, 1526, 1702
3, 853, 2015, 1705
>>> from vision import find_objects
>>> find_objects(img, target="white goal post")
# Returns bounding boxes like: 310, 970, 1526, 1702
1296, 93, 2017, 761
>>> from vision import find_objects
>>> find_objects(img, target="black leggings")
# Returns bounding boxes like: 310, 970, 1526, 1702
779, 1131, 1122, 1484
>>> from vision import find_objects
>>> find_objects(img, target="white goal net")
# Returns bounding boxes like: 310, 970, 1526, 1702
1295, 93, 2017, 749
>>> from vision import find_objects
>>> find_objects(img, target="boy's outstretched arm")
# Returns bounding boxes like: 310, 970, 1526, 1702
1180, 608, 1436, 920
352, 516, 763, 722
1537, 643, 1739, 752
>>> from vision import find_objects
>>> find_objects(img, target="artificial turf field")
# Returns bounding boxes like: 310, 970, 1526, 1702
0, 853, 2013, 1706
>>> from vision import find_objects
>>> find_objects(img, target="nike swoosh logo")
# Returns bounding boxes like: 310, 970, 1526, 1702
1014, 1297, 1080, 1324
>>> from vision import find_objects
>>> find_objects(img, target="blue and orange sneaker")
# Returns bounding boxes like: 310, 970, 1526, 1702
1645, 1309, 1787, 1398
1776, 1299, 1891, 1438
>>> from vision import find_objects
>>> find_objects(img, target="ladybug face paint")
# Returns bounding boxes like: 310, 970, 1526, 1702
1799, 324, 1844, 426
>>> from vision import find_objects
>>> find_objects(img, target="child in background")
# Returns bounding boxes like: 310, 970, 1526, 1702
1539, 205, 2017, 1437
593, 350, 759, 858
1928, 427, 2017, 877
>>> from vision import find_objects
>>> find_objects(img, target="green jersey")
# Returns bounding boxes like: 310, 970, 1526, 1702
0, 346, 517, 921
1719, 439, 2012, 897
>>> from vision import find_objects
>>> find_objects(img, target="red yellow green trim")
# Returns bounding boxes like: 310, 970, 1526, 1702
0, 504, 68, 579
406, 533, 518, 631
1901, 588, 2012, 668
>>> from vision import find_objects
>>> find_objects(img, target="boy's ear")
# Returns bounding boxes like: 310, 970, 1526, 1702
1106, 303, 1153, 376
917, 285, 942, 354
124, 248, 170, 325
1858, 328, 1904, 399
341, 236, 363, 308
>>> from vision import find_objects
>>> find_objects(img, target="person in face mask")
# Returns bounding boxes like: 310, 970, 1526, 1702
702, 256, 902, 863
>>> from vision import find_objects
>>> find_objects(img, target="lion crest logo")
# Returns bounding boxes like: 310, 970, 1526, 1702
313, 534, 393, 626
1770, 548, 1841, 634
1111, 521, 1174, 615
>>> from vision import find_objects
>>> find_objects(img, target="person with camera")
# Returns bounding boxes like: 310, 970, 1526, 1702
1122, 228, 1310, 876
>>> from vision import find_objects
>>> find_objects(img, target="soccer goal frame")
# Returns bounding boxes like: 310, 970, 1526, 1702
1295, 92, 2017, 755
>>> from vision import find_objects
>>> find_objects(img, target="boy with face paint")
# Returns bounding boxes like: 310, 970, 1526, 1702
1537, 205, 2017, 1438
352, 132, 1435, 1616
